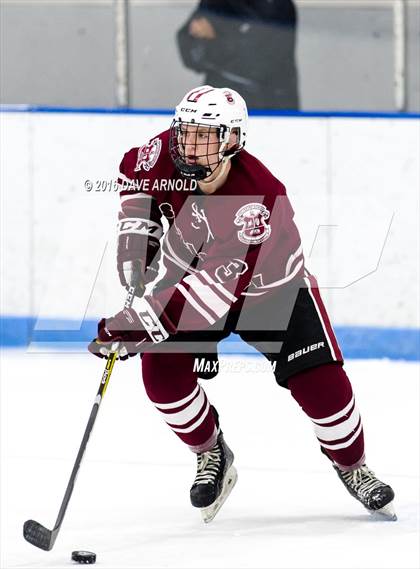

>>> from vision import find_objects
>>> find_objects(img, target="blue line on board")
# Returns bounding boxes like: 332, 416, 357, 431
1, 105, 419, 120
1, 316, 418, 361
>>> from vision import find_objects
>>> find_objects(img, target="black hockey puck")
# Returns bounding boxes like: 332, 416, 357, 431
71, 550, 96, 564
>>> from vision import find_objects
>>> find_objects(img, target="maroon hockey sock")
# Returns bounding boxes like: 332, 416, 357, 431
141, 352, 217, 452
288, 363, 365, 470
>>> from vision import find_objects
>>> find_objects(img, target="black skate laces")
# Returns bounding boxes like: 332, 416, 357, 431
194, 445, 222, 485
341, 465, 386, 500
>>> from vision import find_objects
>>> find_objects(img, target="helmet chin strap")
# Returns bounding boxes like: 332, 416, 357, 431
199, 156, 231, 186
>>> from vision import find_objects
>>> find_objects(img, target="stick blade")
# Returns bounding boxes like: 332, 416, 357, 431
23, 519, 54, 551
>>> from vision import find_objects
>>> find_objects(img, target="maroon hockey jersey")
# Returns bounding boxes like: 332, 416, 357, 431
117, 129, 304, 335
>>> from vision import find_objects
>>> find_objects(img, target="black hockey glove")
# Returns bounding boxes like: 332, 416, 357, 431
117, 234, 160, 297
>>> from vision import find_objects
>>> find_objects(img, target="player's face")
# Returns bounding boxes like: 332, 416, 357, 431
178, 124, 221, 171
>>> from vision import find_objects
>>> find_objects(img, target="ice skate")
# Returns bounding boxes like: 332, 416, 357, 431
332, 463, 397, 521
190, 431, 237, 523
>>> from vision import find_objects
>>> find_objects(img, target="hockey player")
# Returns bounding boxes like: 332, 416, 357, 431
89, 86, 396, 522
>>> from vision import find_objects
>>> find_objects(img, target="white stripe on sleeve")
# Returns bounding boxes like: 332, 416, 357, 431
183, 274, 231, 318
175, 283, 216, 325
199, 270, 237, 302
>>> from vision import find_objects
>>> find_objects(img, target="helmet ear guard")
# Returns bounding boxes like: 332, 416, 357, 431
221, 127, 241, 157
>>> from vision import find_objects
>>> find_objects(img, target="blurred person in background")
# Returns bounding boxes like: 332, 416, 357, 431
177, 0, 300, 110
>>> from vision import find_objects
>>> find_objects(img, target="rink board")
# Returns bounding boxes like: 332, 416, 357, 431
0, 315, 419, 361
1, 109, 419, 360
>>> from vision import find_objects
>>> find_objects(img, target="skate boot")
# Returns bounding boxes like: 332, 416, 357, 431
190, 431, 237, 523
332, 463, 397, 520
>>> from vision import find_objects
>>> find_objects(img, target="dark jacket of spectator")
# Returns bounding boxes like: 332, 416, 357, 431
177, 0, 300, 110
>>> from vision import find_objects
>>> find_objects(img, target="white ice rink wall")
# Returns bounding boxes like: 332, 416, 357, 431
1, 109, 419, 359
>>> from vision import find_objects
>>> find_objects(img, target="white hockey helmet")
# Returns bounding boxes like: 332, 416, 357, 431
169, 85, 248, 180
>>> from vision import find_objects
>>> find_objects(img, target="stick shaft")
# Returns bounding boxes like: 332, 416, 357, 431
52, 351, 118, 532
50, 280, 138, 534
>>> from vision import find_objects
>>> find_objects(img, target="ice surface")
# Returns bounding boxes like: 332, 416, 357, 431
1, 351, 419, 568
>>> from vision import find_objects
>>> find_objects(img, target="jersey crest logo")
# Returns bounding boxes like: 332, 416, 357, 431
134, 138, 162, 172
234, 203, 271, 245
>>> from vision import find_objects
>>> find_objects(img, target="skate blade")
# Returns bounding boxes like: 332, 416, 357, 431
370, 500, 397, 521
201, 466, 238, 524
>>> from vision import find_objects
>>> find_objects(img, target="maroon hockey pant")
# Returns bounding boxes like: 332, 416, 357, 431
141, 355, 365, 471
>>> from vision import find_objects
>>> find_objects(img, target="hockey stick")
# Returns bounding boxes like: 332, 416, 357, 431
23, 282, 139, 551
